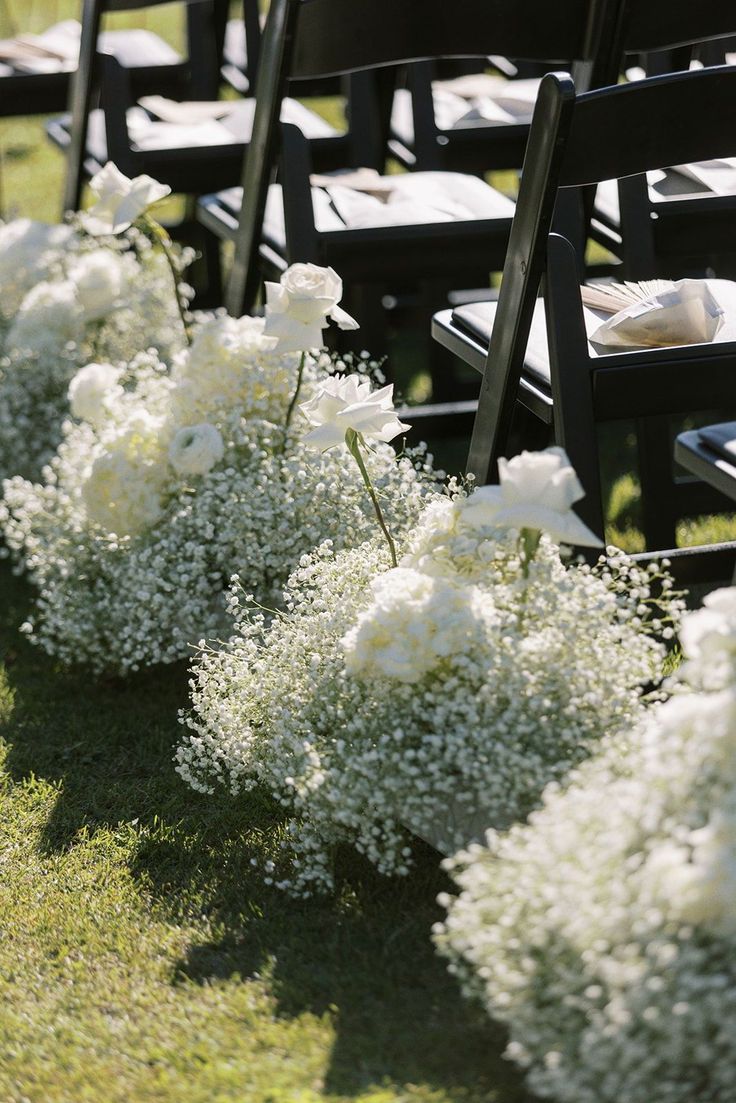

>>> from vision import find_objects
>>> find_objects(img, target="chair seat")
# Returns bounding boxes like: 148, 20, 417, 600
210, 171, 514, 251
57, 95, 337, 162
391, 74, 543, 148
452, 276, 736, 387
595, 162, 736, 228
675, 425, 736, 506
0, 19, 182, 116
268, 170, 515, 243
0, 20, 179, 76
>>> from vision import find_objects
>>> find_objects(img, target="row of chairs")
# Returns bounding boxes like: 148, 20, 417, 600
10, 0, 736, 573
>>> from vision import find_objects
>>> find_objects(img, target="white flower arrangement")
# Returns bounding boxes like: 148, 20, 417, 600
0, 222, 189, 480
1, 303, 437, 673
177, 449, 681, 896
0, 217, 77, 321
435, 585, 736, 1103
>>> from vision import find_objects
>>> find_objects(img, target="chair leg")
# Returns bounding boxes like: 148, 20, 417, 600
506, 403, 552, 457
636, 414, 678, 550
168, 218, 224, 311
419, 280, 465, 403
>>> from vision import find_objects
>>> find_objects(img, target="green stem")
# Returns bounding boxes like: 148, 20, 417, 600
516, 527, 541, 630
518, 527, 541, 581
346, 429, 398, 567
144, 214, 192, 346
283, 351, 306, 440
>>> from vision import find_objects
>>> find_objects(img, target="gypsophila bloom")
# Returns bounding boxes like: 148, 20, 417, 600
1, 340, 438, 674
436, 588, 736, 1103
300, 375, 410, 450
168, 423, 225, 476
177, 484, 680, 895
0, 221, 190, 480
460, 446, 602, 547
263, 263, 358, 352
84, 162, 171, 236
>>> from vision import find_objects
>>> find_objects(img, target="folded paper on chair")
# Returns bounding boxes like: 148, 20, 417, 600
590, 279, 725, 350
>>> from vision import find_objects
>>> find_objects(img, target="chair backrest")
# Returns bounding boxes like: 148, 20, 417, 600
617, 0, 736, 56
466, 64, 736, 484
62, 0, 227, 213
225, 0, 623, 315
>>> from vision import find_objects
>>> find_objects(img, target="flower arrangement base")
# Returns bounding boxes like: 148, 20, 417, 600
401, 796, 501, 857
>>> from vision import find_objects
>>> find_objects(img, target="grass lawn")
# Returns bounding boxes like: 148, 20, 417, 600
0, 564, 531, 1103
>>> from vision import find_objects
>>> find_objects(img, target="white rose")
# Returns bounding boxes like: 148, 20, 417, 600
168, 423, 225, 476
263, 263, 359, 352
68, 362, 123, 425
68, 249, 127, 321
84, 162, 171, 236
299, 375, 410, 450
458, 446, 603, 548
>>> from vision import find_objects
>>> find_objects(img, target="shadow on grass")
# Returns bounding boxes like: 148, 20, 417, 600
175, 858, 530, 1101
0, 564, 531, 1101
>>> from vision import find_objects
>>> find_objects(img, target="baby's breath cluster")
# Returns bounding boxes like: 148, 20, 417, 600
1, 320, 436, 674
177, 488, 679, 895
0, 217, 189, 480
436, 586, 736, 1103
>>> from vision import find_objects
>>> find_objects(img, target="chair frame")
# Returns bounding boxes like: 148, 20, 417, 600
434, 67, 736, 549
221, 0, 622, 317
593, 0, 736, 276
60, 0, 228, 213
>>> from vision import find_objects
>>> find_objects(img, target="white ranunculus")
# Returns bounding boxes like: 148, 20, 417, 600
84, 162, 171, 236
300, 375, 410, 450
168, 423, 225, 476
68, 249, 127, 321
459, 446, 603, 547
68, 362, 123, 425
263, 263, 359, 352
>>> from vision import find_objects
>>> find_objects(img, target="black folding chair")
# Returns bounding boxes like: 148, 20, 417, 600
198, 0, 621, 324
590, 1, 736, 279
388, 45, 611, 177
676, 424, 736, 510
52, 0, 360, 223
433, 67, 736, 563
220, 0, 342, 99
50, 0, 231, 214
387, 1, 736, 179
0, 5, 186, 120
